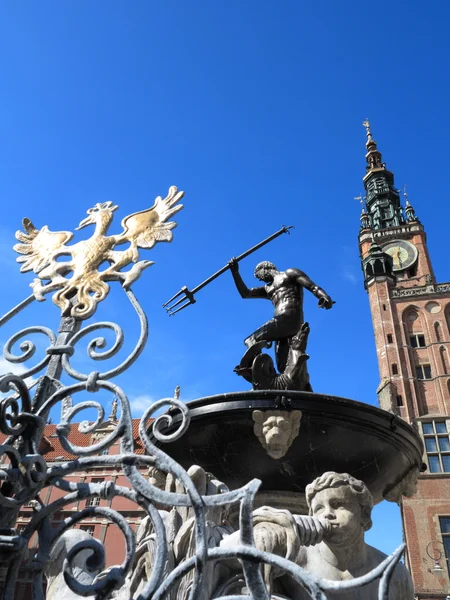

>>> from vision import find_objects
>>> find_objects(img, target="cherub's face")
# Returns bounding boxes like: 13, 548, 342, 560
311, 486, 363, 546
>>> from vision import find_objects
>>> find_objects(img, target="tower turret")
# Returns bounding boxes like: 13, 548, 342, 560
361, 241, 395, 290
403, 187, 420, 224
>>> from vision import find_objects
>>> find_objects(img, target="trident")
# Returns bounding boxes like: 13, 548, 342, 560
163, 225, 294, 316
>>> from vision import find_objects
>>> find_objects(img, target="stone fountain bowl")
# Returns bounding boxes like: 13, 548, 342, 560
155, 390, 424, 506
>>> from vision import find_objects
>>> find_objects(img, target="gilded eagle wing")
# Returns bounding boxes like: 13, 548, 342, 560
13, 218, 73, 273
119, 186, 184, 250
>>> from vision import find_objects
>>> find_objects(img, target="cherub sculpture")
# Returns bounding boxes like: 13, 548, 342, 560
221, 471, 414, 599
14, 186, 183, 319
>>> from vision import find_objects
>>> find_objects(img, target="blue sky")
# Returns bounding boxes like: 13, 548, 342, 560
1, 1, 449, 557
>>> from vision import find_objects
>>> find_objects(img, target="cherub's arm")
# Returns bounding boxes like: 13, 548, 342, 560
287, 268, 334, 309
228, 258, 268, 299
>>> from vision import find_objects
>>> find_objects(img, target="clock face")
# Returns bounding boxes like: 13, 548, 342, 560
383, 239, 418, 272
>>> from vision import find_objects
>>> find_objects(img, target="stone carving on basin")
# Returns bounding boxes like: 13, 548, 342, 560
253, 409, 302, 459
383, 466, 420, 504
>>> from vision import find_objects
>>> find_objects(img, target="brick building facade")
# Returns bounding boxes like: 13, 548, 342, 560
359, 122, 450, 598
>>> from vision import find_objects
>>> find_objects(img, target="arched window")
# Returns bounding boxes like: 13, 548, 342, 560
446, 304, 450, 337
374, 259, 384, 275
440, 347, 449, 375
435, 321, 442, 342
403, 307, 424, 337
404, 309, 419, 332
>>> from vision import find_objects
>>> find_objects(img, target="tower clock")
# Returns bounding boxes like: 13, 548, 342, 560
382, 239, 418, 272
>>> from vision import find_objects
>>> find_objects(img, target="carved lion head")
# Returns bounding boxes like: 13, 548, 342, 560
252, 410, 302, 459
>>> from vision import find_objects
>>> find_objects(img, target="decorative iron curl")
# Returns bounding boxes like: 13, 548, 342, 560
0, 445, 22, 508
52, 507, 134, 598
3, 325, 57, 378
0, 444, 46, 507
23, 482, 168, 600
148, 397, 191, 443
20, 453, 47, 490
62, 320, 124, 372
0, 373, 32, 436
62, 290, 148, 381
37, 381, 132, 457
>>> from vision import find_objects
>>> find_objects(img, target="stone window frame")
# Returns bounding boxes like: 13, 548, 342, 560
80, 524, 95, 537
415, 364, 432, 380
410, 333, 426, 348
86, 477, 105, 507
86, 496, 101, 507
419, 419, 450, 474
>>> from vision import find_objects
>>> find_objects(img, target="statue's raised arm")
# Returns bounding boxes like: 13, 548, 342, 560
228, 257, 268, 299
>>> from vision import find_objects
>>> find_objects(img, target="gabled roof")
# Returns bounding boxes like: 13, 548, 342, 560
0, 418, 151, 461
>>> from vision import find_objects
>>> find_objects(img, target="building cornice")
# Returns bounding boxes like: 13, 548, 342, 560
391, 282, 450, 299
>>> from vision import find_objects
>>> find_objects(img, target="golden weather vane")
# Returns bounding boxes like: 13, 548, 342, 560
14, 186, 184, 319
362, 119, 373, 141
354, 192, 367, 211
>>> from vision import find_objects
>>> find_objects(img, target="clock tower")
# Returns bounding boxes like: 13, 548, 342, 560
358, 122, 450, 599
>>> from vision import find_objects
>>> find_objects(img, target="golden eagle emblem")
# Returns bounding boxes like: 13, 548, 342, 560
14, 186, 184, 319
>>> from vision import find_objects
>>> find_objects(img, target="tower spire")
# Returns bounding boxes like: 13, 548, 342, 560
363, 119, 384, 173
361, 120, 404, 230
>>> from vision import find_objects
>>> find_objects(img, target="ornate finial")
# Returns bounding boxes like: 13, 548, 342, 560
360, 207, 371, 231
362, 119, 383, 171
174, 385, 181, 400
109, 397, 118, 421
403, 185, 410, 206
403, 185, 419, 223
355, 194, 369, 230
13, 186, 184, 320
362, 119, 372, 140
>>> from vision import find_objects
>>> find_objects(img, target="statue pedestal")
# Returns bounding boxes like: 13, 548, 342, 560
157, 390, 424, 506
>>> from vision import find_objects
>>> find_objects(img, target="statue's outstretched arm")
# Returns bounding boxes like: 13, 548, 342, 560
288, 268, 334, 309
229, 258, 268, 299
